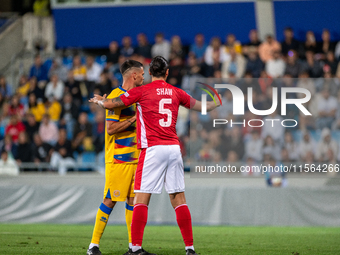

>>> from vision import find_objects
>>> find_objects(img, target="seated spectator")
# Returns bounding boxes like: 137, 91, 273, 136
281, 27, 301, 56
50, 128, 76, 175
7, 94, 25, 118
243, 29, 261, 56
304, 50, 323, 78
299, 131, 316, 161
60, 93, 79, 138
323, 51, 338, 76
245, 46, 264, 78
29, 54, 48, 82
261, 111, 284, 145
32, 133, 52, 164
264, 155, 286, 187
258, 35, 281, 63
316, 89, 337, 129
0, 76, 12, 100
245, 130, 263, 162
189, 33, 207, 62
106, 41, 120, 68
224, 127, 245, 160
86, 55, 102, 84
225, 34, 242, 54
28, 93, 45, 122
95, 71, 114, 95
93, 110, 105, 153
316, 29, 336, 60
262, 136, 281, 161
0, 134, 18, 159
283, 132, 299, 161
170, 35, 185, 60
202, 49, 223, 77
284, 50, 305, 78
5, 115, 25, 143
65, 70, 82, 106
48, 58, 68, 82
120, 36, 134, 57
297, 71, 316, 97
72, 112, 93, 152
151, 33, 171, 60
265, 50, 286, 78
45, 73, 65, 101
44, 99, 62, 122
134, 33, 152, 60
217, 90, 233, 118
15, 132, 33, 171
0, 150, 19, 176
27, 76, 44, 100
303, 31, 317, 54
316, 128, 338, 162
204, 37, 229, 66
168, 56, 184, 87
16, 75, 30, 100
221, 48, 246, 79
24, 113, 40, 138
0, 92, 8, 122
72, 55, 87, 82
39, 114, 59, 145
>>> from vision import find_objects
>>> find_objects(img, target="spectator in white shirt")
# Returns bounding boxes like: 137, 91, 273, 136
151, 33, 171, 60
284, 132, 299, 161
261, 111, 285, 145
86, 55, 102, 83
245, 130, 263, 162
44, 74, 64, 101
316, 89, 337, 129
316, 128, 338, 162
298, 131, 316, 161
204, 37, 230, 66
265, 50, 286, 78
221, 48, 246, 79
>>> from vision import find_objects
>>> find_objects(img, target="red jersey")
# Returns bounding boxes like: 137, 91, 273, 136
5, 121, 26, 143
120, 80, 194, 149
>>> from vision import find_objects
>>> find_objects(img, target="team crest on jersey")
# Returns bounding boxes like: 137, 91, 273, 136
113, 190, 120, 197
124, 92, 129, 97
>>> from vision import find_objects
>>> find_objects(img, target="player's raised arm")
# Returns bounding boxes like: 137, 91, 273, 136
89, 94, 125, 111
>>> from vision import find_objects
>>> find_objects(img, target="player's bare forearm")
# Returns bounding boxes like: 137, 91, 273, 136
107, 116, 136, 135
89, 94, 125, 110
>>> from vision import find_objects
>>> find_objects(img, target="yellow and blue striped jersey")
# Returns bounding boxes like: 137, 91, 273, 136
105, 86, 139, 164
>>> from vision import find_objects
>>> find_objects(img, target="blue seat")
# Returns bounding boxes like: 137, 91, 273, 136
79, 152, 96, 171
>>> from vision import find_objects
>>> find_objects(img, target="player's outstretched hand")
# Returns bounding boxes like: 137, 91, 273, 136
214, 93, 222, 107
89, 94, 107, 105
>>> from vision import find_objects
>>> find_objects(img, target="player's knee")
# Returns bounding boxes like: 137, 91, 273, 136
103, 198, 116, 208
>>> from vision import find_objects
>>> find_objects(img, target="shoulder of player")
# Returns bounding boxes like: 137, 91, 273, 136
107, 87, 125, 99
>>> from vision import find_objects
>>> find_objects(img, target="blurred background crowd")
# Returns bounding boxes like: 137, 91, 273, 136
1, 25, 340, 173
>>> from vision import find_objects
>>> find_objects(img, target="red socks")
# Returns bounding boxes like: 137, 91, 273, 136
175, 204, 193, 246
131, 203, 148, 247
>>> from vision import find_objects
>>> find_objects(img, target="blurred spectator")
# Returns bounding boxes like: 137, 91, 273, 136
335, 40, 340, 61
245, 130, 263, 161
243, 29, 261, 56
151, 33, 171, 60
264, 155, 286, 187
60, 93, 79, 138
225, 127, 245, 160
7, 94, 25, 118
0, 75, 13, 99
316, 89, 337, 129
106, 41, 120, 67
5, 115, 25, 143
170, 35, 185, 60
189, 33, 207, 62
45, 73, 65, 101
27, 76, 44, 100
323, 51, 338, 75
305, 51, 323, 78
258, 35, 281, 63
43, 98, 61, 122
245, 46, 264, 78
168, 56, 184, 87
217, 90, 233, 118
204, 37, 229, 66
284, 50, 304, 78
265, 50, 286, 78
134, 33, 152, 59
65, 70, 82, 106
24, 113, 40, 138
121, 36, 134, 57
50, 129, 76, 175
262, 136, 281, 161
303, 31, 317, 54
28, 93, 45, 122
93, 110, 105, 153
48, 58, 68, 82
86, 55, 103, 97
225, 34, 242, 54
0, 150, 19, 176
0, 134, 18, 159
297, 72, 315, 97
72, 55, 87, 82
221, 48, 246, 79
39, 114, 59, 145
283, 132, 299, 161
281, 27, 301, 56
0, 93, 8, 121
72, 112, 93, 152
299, 131, 316, 161
32, 133, 52, 164
316, 29, 336, 59
261, 111, 284, 144
316, 128, 337, 162
16, 75, 30, 100
15, 132, 33, 170
95, 71, 114, 95
29, 55, 48, 82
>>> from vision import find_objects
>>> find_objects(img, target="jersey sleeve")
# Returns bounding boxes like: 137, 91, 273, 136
178, 89, 196, 109
120, 86, 143, 106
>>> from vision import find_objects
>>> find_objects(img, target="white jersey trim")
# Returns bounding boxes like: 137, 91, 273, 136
137, 103, 148, 148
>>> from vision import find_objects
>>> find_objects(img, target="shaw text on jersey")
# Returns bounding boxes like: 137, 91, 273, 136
157, 88, 172, 96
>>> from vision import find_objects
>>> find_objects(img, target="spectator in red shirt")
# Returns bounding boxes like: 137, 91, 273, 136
5, 115, 26, 143
7, 94, 25, 118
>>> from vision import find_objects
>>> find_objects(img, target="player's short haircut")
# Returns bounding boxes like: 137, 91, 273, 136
120, 60, 143, 76
149, 56, 169, 78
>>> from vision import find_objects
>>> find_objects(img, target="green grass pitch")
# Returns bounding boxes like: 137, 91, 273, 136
1, 224, 340, 254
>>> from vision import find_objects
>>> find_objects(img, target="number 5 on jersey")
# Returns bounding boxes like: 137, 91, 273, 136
159, 98, 172, 127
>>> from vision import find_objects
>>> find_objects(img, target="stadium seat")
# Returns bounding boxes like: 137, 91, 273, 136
79, 151, 96, 171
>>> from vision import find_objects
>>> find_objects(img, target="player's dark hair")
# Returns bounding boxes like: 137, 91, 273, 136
120, 60, 143, 75
149, 56, 169, 78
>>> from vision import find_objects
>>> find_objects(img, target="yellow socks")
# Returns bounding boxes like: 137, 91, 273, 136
90, 203, 113, 246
